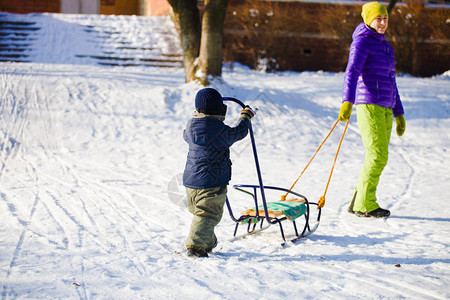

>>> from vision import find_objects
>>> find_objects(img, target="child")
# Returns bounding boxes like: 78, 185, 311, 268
183, 88, 256, 257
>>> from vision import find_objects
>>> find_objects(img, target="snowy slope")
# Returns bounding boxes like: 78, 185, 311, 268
1, 13, 449, 299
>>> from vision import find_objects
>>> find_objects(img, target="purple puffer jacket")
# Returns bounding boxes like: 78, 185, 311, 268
342, 23, 404, 117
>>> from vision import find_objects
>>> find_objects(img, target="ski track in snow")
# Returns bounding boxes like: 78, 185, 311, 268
1, 63, 448, 299
1, 14, 449, 299
0, 64, 183, 298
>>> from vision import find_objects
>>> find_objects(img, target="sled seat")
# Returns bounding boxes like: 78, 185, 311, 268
240, 198, 307, 224
226, 184, 320, 242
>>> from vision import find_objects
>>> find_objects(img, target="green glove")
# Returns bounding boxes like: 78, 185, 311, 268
395, 115, 406, 136
339, 102, 353, 122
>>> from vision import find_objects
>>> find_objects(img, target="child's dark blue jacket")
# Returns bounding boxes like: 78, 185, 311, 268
183, 115, 249, 189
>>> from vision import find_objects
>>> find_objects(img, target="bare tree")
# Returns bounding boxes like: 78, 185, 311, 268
168, 0, 229, 85
167, 0, 201, 83
387, 0, 399, 14
198, 0, 228, 83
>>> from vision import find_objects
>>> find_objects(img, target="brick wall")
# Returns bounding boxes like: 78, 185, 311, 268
147, 0, 170, 16
223, 0, 449, 76
0, 0, 60, 13
99, 0, 139, 15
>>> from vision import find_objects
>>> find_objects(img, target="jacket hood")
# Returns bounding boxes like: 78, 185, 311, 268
353, 22, 385, 42
188, 118, 224, 147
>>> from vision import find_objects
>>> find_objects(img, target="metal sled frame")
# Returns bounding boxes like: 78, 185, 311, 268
223, 97, 322, 243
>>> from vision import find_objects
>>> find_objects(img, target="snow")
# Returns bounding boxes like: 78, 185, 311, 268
1, 12, 450, 299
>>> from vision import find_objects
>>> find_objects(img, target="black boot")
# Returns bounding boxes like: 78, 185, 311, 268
187, 248, 208, 258
205, 236, 218, 253
365, 207, 390, 218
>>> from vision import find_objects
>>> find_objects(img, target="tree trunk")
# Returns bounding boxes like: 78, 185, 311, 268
167, 0, 201, 82
387, 0, 398, 14
197, 0, 229, 85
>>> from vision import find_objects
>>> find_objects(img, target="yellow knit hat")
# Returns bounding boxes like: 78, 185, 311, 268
361, 2, 388, 25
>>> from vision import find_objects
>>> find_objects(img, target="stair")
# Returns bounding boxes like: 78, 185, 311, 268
0, 19, 40, 62
0, 13, 183, 68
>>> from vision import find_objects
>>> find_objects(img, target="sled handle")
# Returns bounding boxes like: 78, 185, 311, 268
222, 97, 277, 225
222, 97, 246, 109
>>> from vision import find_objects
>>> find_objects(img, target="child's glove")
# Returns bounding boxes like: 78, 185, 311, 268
395, 115, 406, 136
240, 106, 257, 121
339, 102, 353, 122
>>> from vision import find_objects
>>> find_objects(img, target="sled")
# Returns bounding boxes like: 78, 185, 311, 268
222, 97, 349, 244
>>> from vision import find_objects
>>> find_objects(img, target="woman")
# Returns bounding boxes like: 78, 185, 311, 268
339, 1, 406, 218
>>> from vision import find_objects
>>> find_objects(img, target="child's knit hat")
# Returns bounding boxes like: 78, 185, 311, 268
361, 2, 388, 25
195, 88, 224, 115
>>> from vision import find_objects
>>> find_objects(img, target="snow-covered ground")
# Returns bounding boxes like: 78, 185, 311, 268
1, 13, 449, 299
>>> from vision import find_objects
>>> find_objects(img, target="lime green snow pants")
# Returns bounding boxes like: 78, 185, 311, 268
185, 186, 227, 251
353, 104, 393, 213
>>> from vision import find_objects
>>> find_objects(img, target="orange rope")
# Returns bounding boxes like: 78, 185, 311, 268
281, 119, 340, 201
317, 119, 350, 209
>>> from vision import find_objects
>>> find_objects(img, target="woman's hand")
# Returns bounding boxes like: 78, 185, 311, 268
395, 115, 406, 136
339, 102, 353, 122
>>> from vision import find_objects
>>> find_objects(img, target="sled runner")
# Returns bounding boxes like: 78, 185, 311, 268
223, 97, 349, 243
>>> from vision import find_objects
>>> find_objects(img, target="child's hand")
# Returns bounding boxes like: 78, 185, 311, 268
240, 106, 257, 120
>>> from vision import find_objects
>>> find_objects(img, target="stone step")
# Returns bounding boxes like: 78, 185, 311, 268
0, 13, 182, 68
